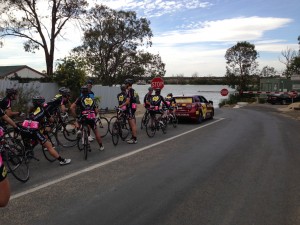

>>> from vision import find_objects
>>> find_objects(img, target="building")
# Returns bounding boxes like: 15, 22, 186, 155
260, 75, 300, 92
0, 65, 45, 79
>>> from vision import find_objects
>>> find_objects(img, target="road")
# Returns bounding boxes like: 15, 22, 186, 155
1, 104, 300, 225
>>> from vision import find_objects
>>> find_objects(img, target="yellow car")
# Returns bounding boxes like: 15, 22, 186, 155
174, 95, 214, 123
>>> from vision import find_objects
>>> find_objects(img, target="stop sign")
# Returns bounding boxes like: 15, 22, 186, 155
151, 77, 164, 89
220, 88, 229, 96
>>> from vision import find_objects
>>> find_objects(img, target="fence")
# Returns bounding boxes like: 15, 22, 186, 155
0, 80, 120, 110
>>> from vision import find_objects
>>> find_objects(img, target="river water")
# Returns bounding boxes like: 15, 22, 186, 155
133, 84, 235, 108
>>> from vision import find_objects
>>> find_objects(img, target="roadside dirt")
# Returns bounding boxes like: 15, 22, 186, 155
276, 102, 300, 121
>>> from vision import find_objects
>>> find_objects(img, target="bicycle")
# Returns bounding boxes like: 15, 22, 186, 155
145, 108, 168, 138
95, 114, 109, 138
76, 111, 95, 160
0, 129, 29, 183
166, 106, 178, 128
111, 107, 130, 146
140, 108, 150, 130
49, 108, 78, 148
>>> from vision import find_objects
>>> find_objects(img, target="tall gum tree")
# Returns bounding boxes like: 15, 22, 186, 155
0, 0, 88, 77
73, 4, 165, 86
225, 41, 259, 91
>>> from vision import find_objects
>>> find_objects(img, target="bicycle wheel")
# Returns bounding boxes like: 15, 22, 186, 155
109, 116, 117, 134
161, 117, 168, 134
172, 114, 178, 128
55, 119, 77, 148
42, 132, 60, 162
146, 119, 156, 137
62, 119, 77, 141
111, 122, 119, 146
4, 143, 30, 183
83, 126, 89, 160
120, 119, 130, 141
140, 113, 147, 130
98, 116, 109, 138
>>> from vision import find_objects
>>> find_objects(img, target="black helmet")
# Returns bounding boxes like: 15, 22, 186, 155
124, 78, 134, 85
148, 87, 153, 91
86, 80, 93, 85
59, 87, 71, 97
80, 85, 89, 94
32, 96, 45, 107
120, 84, 127, 92
155, 88, 161, 94
167, 93, 173, 97
6, 88, 18, 96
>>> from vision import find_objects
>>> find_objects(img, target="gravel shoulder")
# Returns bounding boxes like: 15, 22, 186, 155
244, 102, 300, 121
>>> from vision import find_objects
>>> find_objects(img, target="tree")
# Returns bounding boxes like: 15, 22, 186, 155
260, 66, 277, 77
224, 41, 259, 91
286, 56, 300, 76
73, 4, 164, 86
53, 56, 87, 98
279, 47, 297, 78
0, 0, 88, 77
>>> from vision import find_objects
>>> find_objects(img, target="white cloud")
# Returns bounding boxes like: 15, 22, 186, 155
100, 0, 212, 17
153, 17, 293, 44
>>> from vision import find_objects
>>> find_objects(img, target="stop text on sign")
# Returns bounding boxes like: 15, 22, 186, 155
151, 77, 164, 89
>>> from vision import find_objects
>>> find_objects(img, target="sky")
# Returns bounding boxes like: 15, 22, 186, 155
0, 0, 299, 77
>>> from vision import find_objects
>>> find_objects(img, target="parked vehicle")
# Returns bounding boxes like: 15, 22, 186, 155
266, 93, 300, 105
174, 95, 214, 123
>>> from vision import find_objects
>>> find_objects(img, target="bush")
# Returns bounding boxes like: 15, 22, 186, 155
219, 93, 257, 107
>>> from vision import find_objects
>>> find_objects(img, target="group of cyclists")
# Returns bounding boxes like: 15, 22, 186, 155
142, 86, 176, 127
0, 78, 177, 207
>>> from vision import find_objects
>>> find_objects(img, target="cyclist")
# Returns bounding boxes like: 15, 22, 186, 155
0, 88, 25, 117
81, 80, 95, 141
117, 84, 127, 110
165, 93, 176, 107
70, 86, 104, 151
164, 93, 177, 115
149, 88, 169, 125
123, 78, 137, 144
44, 87, 71, 115
20, 96, 71, 166
86, 80, 95, 99
143, 87, 153, 109
0, 108, 20, 207
141, 87, 153, 126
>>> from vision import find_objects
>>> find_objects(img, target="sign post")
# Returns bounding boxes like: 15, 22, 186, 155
151, 77, 164, 90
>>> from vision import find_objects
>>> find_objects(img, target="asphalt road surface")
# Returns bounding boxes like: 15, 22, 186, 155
1, 104, 300, 225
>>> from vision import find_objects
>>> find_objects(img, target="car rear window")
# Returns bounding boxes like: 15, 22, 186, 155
175, 97, 193, 103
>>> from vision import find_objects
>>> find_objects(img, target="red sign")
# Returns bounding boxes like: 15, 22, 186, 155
151, 77, 164, 89
220, 88, 229, 96
289, 91, 298, 98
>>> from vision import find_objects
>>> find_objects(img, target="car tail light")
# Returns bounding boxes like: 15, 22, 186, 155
186, 104, 197, 110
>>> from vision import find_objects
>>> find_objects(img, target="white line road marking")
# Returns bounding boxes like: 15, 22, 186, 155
11, 118, 225, 200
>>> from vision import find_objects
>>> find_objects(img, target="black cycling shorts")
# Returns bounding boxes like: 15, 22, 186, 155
78, 117, 97, 130
20, 128, 47, 145
126, 108, 136, 120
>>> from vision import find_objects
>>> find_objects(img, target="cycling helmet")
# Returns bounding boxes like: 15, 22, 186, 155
32, 96, 45, 107
155, 88, 161, 94
124, 78, 134, 85
6, 88, 18, 96
58, 87, 66, 94
60, 87, 71, 97
80, 85, 89, 94
86, 80, 93, 85
148, 87, 153, 91
167, 93, 173, 97
120, 84, 127, 92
